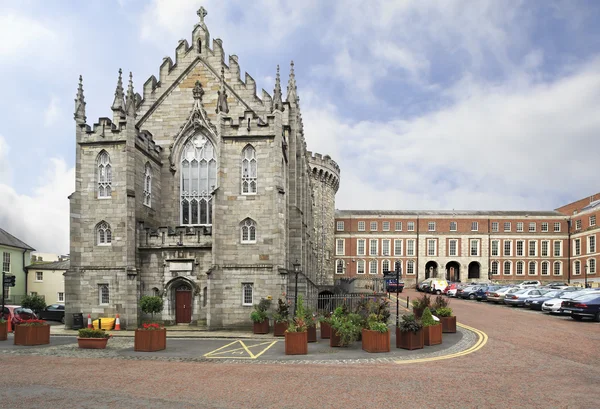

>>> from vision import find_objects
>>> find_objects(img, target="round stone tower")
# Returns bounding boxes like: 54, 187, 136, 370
308, 152, 340, 287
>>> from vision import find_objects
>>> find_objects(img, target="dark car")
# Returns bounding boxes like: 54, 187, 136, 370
38, 304, 65, 324
11, 307, 37, 327
459, 286, 482, 300
524, 290, 564, 310
386, 280, 404, 293
562, 294, 600, 321
475, 286, 501, 301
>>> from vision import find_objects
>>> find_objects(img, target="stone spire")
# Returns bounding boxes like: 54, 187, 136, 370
74, 75, 86, 123
111, 69, 125, 120
125, 72, 136, 118
216, 67, 229, 114
272, 65, 284, 112
286, 60, 297, 103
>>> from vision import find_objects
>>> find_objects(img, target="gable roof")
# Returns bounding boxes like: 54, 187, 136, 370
25, 260, 70, 271
0, 228, 35, 251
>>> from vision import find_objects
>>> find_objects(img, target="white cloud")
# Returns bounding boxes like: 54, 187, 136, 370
0, 134, 11, 185
0, 14, 64, 62
43, 96, 61, 128
303, 58, 600, 211
0, 152, 74, 254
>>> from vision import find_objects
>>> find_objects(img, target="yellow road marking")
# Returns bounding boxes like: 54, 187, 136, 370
204, 340, 278, 359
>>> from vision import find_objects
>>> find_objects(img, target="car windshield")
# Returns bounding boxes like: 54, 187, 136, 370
15, 308, 35, 315
542, 291, 560, 298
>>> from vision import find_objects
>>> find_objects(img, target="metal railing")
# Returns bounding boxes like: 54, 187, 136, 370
286, 292, 387, 314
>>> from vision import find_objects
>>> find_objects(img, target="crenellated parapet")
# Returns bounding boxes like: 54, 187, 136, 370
308, 151, 341, 192
139, 226, 213, 249
136, 130, 163, 162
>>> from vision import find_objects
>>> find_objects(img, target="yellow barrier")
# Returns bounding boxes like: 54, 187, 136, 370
92, 318, 115, 330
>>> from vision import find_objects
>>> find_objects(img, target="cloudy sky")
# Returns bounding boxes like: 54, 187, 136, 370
1, 0, 600, 254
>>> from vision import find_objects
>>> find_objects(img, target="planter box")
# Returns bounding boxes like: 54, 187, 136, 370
284, 331, 308, 355
396, 327, 424, 350
14, 324, 50, 346
134, 328, 167, 352
77, 337, 109, 349
361, 329, 390, 353
423, 324, 443, 346
273, 321, 288, 337
0, 322, 7, 341
307, 325, 317, 343
440, 316, 457, 333
320, 321, 331, 339
329, 330, 342, 347
252, 320, 270, 334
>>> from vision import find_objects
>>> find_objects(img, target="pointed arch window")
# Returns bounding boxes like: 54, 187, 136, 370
96, 221, 112, 246
241, 218, 257, 243
143, 163, 152, 207
241, 145, 257, 194
97, 151, 112, 198
180, 134, 217, 225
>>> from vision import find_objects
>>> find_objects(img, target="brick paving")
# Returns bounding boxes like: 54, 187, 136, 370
0, 289, 598, 408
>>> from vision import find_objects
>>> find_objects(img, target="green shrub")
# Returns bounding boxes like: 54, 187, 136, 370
421, 307, 437, 327
368, 320, 389, 333
140, 296, 164, 319
412, 294, 431, 310
78, 328, 110, 338
433, 295, 449, 311
398, 314, 423, 333
21, 295, 46, 314
250, 298, 271, 323
435, 307, 453, 317
272, 298, 289, 323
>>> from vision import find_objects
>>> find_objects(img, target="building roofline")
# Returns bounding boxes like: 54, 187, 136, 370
0, 228, 36, 251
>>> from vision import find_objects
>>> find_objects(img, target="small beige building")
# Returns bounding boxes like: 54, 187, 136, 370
25, 260, 69, 305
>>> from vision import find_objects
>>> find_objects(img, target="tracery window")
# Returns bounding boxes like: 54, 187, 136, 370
143, 163, 152, 207
97, 151, 112, 198
180, 134, 217, 225
96, 221, 112, 245
241, 145, 257, 194
241, 218, 257, 243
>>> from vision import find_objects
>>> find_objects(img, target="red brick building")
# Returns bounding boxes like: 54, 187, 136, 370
333, 194, 600, 287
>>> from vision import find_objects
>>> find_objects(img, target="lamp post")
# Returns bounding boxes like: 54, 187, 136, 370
585, 263, 588, 288
293, 260, 301, 316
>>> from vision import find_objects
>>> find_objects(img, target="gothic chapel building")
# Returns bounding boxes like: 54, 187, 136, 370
65, 8, 340, 329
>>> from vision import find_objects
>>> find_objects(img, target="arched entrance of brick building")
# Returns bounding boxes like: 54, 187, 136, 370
425, 261, 438, 279
468, 262, 481, 280
446, 261, 460, 282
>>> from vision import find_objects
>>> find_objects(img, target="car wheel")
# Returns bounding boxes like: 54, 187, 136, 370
468, 294, 475, 300
61, 316, 65, 324
572, 315, 583, 321
399, 289, 403, 293
436, 290, 441, 295
595, 313, 600, 323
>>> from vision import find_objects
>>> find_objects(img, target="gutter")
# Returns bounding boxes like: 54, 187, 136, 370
567, 219, 571, 284
23, 249, 28, 294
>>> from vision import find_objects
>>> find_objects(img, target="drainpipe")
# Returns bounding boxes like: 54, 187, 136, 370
416, 214, 419, 287
487, 218, 491, 282
23, 250, 28, 295
567, 219, 571, 284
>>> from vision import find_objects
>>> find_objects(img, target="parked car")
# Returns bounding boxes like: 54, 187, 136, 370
504, 289, 548, 307
524, 290, 564, 310
561, 294, 600, 322
443, 283, 459, 296
475, 285, 502, 301
38, 304, 65, 324
0, 305, 19, 324
516, 280, 542, 289
545, 282, 570, 290
428, 279, 449, 294
385, 280, 404, 293
541, 289, 600, 314
458, 286, 483, 300
486, 287, 518, 304
11, 307, 38, 327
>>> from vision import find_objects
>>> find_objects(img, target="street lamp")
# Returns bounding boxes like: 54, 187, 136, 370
293, 260, 301, 316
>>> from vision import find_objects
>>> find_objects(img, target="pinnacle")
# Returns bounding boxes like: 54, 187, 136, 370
111, 68, 125, 112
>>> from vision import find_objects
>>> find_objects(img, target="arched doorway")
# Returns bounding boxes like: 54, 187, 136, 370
425, 261, 438, 279
317, 290, 334, 312
175, 283, 192, 324
446, 261, 460, 282
468, 262, 481, 280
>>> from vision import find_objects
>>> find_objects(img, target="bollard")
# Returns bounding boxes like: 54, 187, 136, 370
407, 296, 410, 309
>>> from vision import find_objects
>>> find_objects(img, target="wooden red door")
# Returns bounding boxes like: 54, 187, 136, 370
175, 287, 192, 324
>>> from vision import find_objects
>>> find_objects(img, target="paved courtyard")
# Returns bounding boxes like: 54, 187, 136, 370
0, 289, 598, 408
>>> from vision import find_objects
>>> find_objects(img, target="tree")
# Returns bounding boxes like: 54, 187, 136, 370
139, 296, 164, 320
21, 294, 46, 314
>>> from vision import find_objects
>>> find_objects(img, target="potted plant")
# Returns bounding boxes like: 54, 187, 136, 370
421, 307, 442, 346
272, 298, 289, 337
361, 297, 391, 353
250, 298, 271, 334
318, 311, 332, 339
396, 314, 424, 350
14, 319, 50, 346
435, 307, 456, 333
305, 306, 318, 343
284, 295, 308, 355
411, 294, 431, 319
0, 317, 7, 341
330, 305, 361, 347
77, 328, 111, 349
135, 296, 166, 352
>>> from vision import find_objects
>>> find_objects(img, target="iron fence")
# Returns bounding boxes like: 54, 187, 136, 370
285, 292, 387, 314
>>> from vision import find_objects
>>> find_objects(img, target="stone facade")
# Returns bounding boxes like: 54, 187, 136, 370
65, 8, 339, 330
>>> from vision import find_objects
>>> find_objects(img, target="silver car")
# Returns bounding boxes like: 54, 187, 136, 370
487, 287, 518, 304
504, 288, 548, 306
541, 289, 600, 313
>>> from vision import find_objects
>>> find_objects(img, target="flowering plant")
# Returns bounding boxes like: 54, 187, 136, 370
18, 319, 47, 327
78, 328, 111, 339
140, 323, 163, 330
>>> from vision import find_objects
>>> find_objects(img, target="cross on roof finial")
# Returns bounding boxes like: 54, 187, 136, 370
197, 6, 207, 24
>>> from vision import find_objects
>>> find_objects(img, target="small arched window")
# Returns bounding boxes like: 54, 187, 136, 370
97, 151, 112, 198
407, 260, 415, 275
541, 261, 549, 276
382, 259, 390, 273
528, 261, 537, 275
574, 260, 581, 275
241, 145, 257, 194
491, 261, 499, 275
553, 261, 562, 276
357, 260, 365, 274
143, 163, 152, 207
369, 260, 377, 275
241, 218, 256, 243
336, 260, 344, 274
96, 221, 112, 246
516, 261, 524, 275
503, 261, 511, 275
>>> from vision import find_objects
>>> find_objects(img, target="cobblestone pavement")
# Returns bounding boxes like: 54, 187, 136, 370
1, 289, 598, 409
